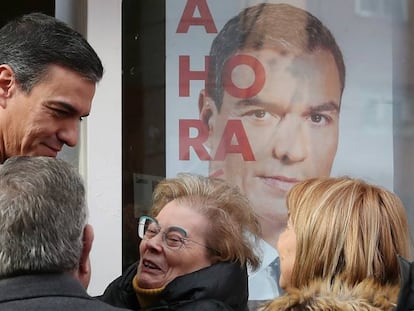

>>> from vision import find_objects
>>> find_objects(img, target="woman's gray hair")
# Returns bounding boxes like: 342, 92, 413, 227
0, 156, 87, 277
151, 173, 261, 270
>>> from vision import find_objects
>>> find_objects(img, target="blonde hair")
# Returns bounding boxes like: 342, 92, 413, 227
150, 173, 261, 270
287, 177, 411, 288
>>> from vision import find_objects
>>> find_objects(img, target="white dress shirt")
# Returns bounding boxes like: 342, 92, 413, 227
247, 239, 282, 309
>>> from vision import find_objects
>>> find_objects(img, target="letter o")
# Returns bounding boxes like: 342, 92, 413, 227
222, 55, 265, 99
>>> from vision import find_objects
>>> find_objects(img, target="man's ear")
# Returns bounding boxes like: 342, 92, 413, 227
198, 89, 218, 132
76, 224, 94, 289
0, 65, 15, 108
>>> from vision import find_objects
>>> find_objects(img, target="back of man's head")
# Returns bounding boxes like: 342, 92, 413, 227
0, 156, 87, 278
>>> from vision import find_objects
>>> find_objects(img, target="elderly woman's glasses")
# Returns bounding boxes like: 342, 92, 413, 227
138, 215, 212, 251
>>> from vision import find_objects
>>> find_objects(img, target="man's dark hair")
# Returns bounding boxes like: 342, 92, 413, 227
0, 12, 103, 92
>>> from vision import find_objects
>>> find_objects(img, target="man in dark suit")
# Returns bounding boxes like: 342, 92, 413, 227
0, 156, 129, 311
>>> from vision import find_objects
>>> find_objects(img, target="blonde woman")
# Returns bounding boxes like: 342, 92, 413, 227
263, 177, 412, 310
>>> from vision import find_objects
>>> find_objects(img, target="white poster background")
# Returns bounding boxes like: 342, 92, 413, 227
165, 0, 393, 190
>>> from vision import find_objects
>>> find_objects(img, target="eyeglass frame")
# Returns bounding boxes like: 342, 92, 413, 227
137, 215, 215, 252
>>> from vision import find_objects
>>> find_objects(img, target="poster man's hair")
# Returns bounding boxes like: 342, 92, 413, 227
206, 3, 346, 110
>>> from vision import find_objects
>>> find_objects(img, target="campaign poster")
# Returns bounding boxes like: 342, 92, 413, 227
165, 0, 398, 308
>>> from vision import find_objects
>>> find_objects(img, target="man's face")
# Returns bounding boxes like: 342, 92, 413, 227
202, 48, 341, 243
0, 64, 96, 161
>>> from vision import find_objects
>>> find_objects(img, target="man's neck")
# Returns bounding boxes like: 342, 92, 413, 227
260, 215, 287, 248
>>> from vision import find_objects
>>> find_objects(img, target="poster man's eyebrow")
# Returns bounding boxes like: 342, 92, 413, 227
235, 99, 255, 108
234, 98, 268, 108
308, 101, 340, 113
234, 98, 341, 116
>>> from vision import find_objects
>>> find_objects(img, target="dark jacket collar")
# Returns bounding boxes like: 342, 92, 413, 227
159, 261, 248, 309
0, 273, 90, 303
99, 261, 248, 311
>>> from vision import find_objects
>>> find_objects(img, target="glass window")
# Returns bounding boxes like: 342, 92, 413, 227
122, 0, 165, 269
122, 0, 414, 304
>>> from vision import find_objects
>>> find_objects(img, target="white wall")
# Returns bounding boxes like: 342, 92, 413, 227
56, 0, 122, 296
84, 0, 123, 295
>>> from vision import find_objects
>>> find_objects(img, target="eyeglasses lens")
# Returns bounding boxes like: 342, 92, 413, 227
138, 216, 185, 249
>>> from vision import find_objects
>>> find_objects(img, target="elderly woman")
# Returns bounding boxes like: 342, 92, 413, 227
100, 173, 261, 310
263, 176, 412, 311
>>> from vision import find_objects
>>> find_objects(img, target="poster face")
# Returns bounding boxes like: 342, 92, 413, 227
166, 0, 395, 308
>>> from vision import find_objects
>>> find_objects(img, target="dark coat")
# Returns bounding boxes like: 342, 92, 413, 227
0, 273, 131, 311
396, 255, 414, 311
98, 261, 249, 311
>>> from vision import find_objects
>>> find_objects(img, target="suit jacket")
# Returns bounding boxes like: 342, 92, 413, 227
0, 273, 131, 311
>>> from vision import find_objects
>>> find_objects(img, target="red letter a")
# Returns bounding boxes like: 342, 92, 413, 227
213, 120, 255, 161
176, 0, 217, 33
